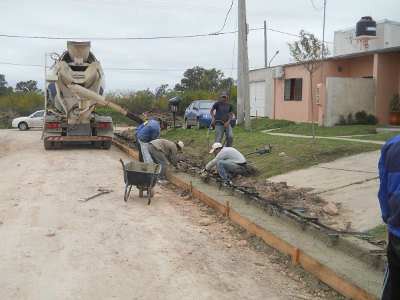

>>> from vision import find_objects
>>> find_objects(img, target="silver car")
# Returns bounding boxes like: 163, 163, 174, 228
12, 110, 44, 131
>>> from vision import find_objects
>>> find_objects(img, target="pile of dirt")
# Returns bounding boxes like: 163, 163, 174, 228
139, 111, 175, 126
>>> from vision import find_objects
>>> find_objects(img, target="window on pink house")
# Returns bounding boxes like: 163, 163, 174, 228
284, 78, 302, 101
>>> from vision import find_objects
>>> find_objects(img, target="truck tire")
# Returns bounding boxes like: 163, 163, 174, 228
92, 141, 102, 149
18, 122, 29, 131
44, 140, 53, 150
102, 141, 112, 150
53, 141, 63, 149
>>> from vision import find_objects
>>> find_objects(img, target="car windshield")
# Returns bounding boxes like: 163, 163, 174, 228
31, 111, 44, 118
199, 101, 215, 110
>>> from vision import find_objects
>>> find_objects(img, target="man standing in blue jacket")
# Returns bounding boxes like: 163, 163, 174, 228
136, 119, 167, 163
378, 135, 400, 300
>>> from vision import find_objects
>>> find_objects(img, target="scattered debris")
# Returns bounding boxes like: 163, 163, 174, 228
323, 202, 339, 216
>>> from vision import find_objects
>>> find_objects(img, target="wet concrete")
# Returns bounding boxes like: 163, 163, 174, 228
172, 171, 384, 298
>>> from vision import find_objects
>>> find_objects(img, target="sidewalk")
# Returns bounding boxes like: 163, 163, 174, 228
266, 133, 384, 232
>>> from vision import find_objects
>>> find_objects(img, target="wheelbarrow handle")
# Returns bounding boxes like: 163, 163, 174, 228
119, 159, 125, 170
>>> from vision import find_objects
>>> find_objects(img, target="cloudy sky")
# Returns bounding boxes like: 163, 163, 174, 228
0, 0, 399, 93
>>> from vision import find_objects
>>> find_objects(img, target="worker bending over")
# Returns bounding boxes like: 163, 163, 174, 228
148, 139, 184, 184
205, 142, 247, 183
135, 119, 168, 163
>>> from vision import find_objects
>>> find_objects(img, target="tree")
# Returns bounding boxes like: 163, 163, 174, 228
154, 84, 172, 99
15, 80, 40, 93
175, 66, 234, 92
288, 30, 329, 139
0, 74, 13, 96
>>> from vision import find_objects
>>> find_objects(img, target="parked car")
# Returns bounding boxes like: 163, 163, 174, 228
12, 110, 45, 131
183, 100, 236, 129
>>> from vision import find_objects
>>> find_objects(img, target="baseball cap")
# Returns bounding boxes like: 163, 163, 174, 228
177, 141, 184, 149
209, 142, 222, 153
221, 91, 228, 98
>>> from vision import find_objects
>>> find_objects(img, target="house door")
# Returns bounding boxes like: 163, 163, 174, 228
250, 81, 266, 117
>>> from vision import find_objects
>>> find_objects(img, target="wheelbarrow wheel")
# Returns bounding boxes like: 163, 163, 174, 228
147, 188, 154, 205
124, 184, 133, 202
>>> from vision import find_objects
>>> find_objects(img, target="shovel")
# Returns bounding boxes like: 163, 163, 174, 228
78, 187, 112, 203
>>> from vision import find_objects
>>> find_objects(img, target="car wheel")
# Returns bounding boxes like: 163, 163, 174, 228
44, 140, 53, 150
102, 141, 112, 150
184, 119, 191, 129
18, 122, 29, 131
196, 119, 201, 130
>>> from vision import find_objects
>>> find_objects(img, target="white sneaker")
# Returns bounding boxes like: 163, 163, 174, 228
158, 179, 168, 184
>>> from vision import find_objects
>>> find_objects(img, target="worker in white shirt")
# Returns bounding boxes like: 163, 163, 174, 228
205, 142, 247, 183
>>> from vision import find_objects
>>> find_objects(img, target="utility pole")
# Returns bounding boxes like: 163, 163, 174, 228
237, 0, 251, 130
264, 20, 268, 68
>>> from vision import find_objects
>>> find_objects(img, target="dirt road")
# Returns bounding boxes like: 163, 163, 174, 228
0, 129, 318, 300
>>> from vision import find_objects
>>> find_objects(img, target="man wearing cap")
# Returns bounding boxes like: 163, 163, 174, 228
210, 91, 234, 147
205, 142, 247, 183
135, 119, 168, 163
148, 139, 184, 183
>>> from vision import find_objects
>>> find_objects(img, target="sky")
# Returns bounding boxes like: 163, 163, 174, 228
0, 0, 399, 93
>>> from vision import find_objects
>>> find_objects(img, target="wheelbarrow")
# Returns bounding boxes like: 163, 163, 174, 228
120, 159, 161, 204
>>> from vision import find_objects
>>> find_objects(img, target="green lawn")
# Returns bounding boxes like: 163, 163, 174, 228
163, 118, 383, 179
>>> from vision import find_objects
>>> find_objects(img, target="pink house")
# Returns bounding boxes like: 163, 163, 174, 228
272, 46, 400, 126
249, 19, 400, 126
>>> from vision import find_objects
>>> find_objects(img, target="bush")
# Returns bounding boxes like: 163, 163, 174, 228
337, 115, 347, 125
355, 110, 377, 125
337, 111, 377, 125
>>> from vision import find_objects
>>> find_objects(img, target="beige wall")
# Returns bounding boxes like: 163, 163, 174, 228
325, 78, 375, 126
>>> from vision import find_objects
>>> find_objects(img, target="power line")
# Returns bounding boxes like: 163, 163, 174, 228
212, 0, 234, 35
0, 27, 333, 44
0, 61, 236, 72
0, 31, 236, 40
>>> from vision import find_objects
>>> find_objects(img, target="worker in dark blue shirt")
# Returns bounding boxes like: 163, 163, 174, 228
210, 91, 234, 147
135, 119, 167, 163
378, 134, 400, 300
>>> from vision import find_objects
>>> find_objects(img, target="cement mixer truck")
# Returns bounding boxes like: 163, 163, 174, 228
43, 41, 142, 150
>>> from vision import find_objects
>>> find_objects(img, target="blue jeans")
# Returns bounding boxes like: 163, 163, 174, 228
138, 140, 153, 163
214, 124, 234, 147
216, 160, 247, 181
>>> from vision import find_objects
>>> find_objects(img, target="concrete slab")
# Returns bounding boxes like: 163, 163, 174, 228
268, 151, 383, 231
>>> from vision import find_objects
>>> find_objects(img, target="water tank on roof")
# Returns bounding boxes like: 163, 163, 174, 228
356, 16, 377, 37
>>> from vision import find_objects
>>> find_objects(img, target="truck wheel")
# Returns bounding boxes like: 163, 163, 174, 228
44, 140, 53, 150
53, 141, 63, 149
18, 122, 29, 131
102, 141, 112, 150
92, 141, 102, 149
